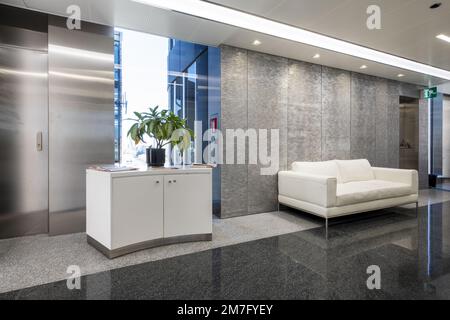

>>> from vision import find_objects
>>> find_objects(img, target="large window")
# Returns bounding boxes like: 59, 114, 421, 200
113, 30, 221, 210
115, 28, 169, 165
114, 30, 220, 167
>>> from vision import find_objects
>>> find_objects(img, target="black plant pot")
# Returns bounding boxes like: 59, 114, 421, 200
146, 148, 166, 167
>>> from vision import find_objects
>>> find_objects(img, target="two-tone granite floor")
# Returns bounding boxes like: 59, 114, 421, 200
1, 189, 450, 299
0, 209, 320, 294
2, 200, 450, 299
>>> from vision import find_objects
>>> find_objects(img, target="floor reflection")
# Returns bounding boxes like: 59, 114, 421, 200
2, 202, 450, 300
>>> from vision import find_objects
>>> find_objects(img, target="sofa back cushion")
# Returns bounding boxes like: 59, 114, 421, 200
291, 161, 338, 178
335, 159, 375, 183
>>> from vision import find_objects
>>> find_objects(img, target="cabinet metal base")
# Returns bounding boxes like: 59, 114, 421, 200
87, 234, 213, 259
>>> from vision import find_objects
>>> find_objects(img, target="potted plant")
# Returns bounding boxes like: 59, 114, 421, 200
127, 106, 193, 167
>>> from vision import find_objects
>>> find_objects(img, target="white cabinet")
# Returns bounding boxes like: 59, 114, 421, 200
111, 175, 163, 249
164, 174, 212, 238
86, 167, 212, 258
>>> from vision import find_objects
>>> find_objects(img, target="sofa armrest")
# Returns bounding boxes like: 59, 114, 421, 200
278, 171, 337, 208
372, 167, 419, 194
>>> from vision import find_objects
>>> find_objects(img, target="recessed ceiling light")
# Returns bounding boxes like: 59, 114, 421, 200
313, 53, 320, 59
437, 34, 450, 43
360, 65, 368, 69
397, 74, 405, 77
252, 40, 261, 46
133, 0, 450, 80
430, 2, 442, 9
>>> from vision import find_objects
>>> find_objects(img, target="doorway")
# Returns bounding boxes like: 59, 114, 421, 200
432, 94, 450, 191
399, 96, 419, 170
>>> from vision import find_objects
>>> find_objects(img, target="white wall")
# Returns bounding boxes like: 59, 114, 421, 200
438, 82, 450, 95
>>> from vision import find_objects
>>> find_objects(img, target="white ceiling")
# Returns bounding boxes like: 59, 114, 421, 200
438, 81, 450, 94
2, 0, 450, 86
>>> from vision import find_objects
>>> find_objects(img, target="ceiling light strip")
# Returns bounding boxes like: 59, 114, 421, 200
133, 0, 450, 80
437, 34, 450, 43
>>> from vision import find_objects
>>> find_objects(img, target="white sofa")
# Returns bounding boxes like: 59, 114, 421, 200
278, 159, 418, 227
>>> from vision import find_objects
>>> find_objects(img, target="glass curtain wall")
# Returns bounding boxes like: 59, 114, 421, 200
185, 62, 197, 163
167, 69, 198, 165
167, 40, 217, 165
431, 94, 450, 190
114, 31, 124, 162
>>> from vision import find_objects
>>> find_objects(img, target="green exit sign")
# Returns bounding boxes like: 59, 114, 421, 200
424, 87, 438, 99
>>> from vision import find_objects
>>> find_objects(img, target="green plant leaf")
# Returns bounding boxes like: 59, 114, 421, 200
126, 105, 194, 149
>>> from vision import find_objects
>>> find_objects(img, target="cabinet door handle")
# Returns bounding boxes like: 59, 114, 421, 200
173, 180, 177, 183
156, 181, 160, 184
36, 132, 43, 151
168, 180, 172, 184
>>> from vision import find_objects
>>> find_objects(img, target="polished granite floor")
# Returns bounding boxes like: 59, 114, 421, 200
0, 210, 319, 294
2, 200, 450, 300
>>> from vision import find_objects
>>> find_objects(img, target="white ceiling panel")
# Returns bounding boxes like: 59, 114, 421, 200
224, 28, 437, 86
0, 0, 25, 7
213, 0, 450, 72
113, 0, 237, 46
209, 0, 283, 16
21, 0, 116, 25
2, 0, 450, 86
266, 0, 355, 30
23, 0, 92, 17
86, 0, 115, 25
438, 81, 450, 94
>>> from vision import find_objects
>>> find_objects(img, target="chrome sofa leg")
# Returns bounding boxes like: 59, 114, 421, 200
325, 217, 328, 240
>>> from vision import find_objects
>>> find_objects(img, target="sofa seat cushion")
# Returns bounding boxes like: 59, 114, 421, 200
336, 180, 412, 207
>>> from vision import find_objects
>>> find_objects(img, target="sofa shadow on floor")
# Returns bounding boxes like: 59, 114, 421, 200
279, 202, 419, 238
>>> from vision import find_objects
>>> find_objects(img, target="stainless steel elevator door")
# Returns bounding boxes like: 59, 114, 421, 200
0, 46, 49, 239
48, 22, 114, 236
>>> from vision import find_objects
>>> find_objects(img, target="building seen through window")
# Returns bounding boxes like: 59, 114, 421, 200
114, 29, 220, 167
